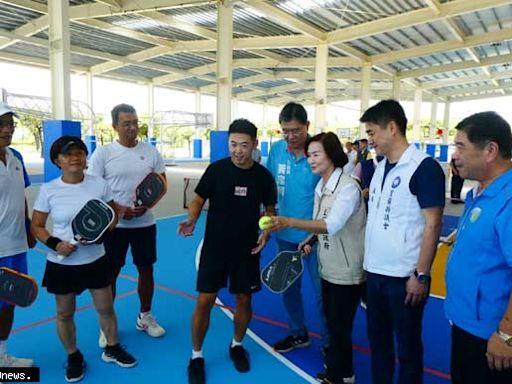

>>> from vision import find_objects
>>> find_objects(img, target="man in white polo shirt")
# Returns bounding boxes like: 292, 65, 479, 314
0, 102, 35, 367
360, 100, 445, 384
88, 104, 166, 346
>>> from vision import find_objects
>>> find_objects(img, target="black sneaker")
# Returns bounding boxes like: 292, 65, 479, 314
65, 350, 86, 383
229, 345, 250, 372
187, 358, 205, 384
316, 372, 355, 384
102, 344, 137, 368
273, 334, 311, 353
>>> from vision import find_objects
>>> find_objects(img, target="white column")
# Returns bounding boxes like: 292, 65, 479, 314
216, 2, 233, 130
48, 0, 71, 120
314, 42, 328, 133
195, 91, 201, 114
413, 88, 423, 141
392, 76, 401, 100
360, 62, 372, 137
429, 96, 438, 142
148, 82, 154, 138
443, 99, 451, 144
85, 71, 93, 135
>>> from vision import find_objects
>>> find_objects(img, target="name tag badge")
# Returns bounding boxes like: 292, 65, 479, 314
469, 207, 481, 223
234, 186, 248, 197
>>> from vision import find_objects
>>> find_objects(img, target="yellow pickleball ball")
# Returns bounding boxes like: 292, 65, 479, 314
258, 216, 273, 230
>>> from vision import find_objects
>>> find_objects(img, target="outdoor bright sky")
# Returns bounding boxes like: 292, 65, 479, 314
1, 61, 512, 136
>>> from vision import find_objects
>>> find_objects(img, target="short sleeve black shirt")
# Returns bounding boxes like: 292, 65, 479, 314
195, 158, 277, 256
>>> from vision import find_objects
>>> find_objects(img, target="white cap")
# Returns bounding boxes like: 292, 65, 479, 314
0, 102, 17, 117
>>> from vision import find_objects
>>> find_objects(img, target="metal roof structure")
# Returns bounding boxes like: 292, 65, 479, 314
0, 0, 511, 106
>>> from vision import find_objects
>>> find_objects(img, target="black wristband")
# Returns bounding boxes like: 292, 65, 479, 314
46, 236, 62, 251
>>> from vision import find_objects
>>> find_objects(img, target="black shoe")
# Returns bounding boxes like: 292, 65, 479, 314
188, 358, 205, 384
102, 344, 137, 368
273, 334, 311, 353
316, 372, 355, 384
229, 345, 250, 372
65, 350, 86, 383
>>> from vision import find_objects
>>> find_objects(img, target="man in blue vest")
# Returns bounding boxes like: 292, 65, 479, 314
445, 111, 512, 384
361, 100, 445, 384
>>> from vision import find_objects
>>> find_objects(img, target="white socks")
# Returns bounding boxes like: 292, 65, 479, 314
192, 338, 242, 360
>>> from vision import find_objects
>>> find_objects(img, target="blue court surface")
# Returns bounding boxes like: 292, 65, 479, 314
12, 213, 457, 383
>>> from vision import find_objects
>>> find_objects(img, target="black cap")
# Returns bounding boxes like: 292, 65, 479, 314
50, 135, 88, 165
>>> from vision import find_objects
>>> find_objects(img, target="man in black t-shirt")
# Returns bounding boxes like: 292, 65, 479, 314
178, 119, 277, 384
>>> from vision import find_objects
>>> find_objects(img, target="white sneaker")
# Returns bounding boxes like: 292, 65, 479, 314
343, 375, 356, 384
0, 354, 33, 367
135, 312, 165, 338
98, 329, 107, 348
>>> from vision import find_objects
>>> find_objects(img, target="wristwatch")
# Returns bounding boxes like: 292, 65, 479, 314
496, 329, 512, 347
414, 270, 431, 284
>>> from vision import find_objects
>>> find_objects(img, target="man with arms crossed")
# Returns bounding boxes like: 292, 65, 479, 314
88, 103, 166, 345
361, 100, 445, 384
178, 119, 277, 384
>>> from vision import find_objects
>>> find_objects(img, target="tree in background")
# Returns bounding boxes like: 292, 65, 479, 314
18, 113, 43, 157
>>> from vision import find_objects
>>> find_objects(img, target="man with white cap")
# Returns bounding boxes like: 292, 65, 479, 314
0, 101, 35, 367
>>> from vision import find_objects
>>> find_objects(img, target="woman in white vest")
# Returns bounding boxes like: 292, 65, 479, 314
270, 132, 366, 384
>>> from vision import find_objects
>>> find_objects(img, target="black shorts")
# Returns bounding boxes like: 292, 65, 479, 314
42, 256, 111, 295
104, 225, 157, 268
196, 250, 261, 294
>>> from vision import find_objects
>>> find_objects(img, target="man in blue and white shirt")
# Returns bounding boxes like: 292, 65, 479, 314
266, 102, 329, 354
0, 102, 35, 367
361, 100, 445, 384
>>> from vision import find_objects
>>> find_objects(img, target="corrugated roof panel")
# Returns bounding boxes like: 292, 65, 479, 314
233, 50, 261, 59
266, 48, 316, 58
169, 3, 297, 36
168, 4, 220, 28
474, 42, 512, 59
3, 42, 48, 60
232, 5, 299, 37
170, 78, 214, 88
456, 4, 512, 36
99, 14, 207, 41
70, 53, 104, 67
329, 67, 363, 73
271, 67, 309, 73
489, 63, 512, 72
233, 87, 253, 95
345, 39, 380, 56
111, 65, 167, 79
0, 4, 42, 30
252, 80, 295, 88
35, 23, 155, 57
233, 68, 261, 79
148, 53, 214, 71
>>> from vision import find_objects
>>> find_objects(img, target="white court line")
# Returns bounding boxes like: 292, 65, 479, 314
194, 240, 317, 384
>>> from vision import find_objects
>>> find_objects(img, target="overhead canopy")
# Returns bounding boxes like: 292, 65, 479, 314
0, 0, 511, 105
